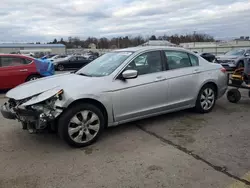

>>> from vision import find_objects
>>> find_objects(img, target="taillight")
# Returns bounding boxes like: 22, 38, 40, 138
220, 67, 226, 73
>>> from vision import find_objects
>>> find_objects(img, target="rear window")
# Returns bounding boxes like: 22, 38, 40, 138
188, 54, 199, 66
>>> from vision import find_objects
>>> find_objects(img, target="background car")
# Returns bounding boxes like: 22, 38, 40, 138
216, 48, 250, 70
41, 54, 58, 60
54, 55, 93, 71
0, 54, 54, 89
47, 55, 68, 62
199, 52, 216, 62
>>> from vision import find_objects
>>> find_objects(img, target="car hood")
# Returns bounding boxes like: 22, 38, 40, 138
6, 73, 102, 100
216, 55, 238, 60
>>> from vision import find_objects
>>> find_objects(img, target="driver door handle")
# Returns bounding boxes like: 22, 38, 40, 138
155, 76, 166, 82
193, 68, 201, 73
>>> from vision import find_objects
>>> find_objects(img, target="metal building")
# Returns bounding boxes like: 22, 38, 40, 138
0, 43, 66, 55
180, 40, 250, 55
140, 40, 178, 47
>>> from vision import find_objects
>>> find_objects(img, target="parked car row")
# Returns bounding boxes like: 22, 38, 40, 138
1, 46, 228, 148
194, 48, 250, 71
41, 53, 99, 71
54, 55, 94, 71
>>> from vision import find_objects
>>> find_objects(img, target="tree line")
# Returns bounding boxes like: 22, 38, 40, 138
47, 33, 215, 49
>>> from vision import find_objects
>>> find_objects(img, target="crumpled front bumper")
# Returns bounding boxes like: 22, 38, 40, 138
1, 103, 16, 120
1, 102, 41, 121
1, 101, 61, 131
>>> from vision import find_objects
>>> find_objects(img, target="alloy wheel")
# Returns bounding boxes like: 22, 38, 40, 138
68, 110, 100, 144
200, 88, 215, 110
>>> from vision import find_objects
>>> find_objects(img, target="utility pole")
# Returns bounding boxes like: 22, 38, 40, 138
193, 31, 196, 48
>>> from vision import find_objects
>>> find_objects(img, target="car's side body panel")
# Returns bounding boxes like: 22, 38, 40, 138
0, 54, 38, 89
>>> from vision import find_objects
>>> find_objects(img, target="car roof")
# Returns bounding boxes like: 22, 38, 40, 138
114, 46, 188, 53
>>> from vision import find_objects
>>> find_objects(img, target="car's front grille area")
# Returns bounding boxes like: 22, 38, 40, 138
8, 97, 33, 108
8, 99, 17, 108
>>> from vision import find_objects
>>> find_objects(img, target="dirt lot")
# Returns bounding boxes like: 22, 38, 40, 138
0, 90, 250, 188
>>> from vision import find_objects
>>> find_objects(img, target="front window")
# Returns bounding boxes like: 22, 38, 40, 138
76, 51, 133, 77
125, 51, 163, 75
225, 49, 245, 56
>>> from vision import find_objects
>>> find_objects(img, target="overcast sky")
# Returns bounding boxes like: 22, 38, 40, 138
1, 0, 250, 42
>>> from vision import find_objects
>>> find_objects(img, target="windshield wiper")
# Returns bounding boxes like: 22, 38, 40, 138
77, 73, 92, 77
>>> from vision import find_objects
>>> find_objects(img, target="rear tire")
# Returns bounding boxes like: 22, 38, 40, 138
227, 89, 241, 103
57, 64, 65, 71
195, 84, 216, 113
26, 75, 41, 82
58, 103, 105, 148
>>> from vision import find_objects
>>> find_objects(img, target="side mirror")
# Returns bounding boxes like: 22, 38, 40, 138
122, 70, 138, 79
245, 53, 250, 57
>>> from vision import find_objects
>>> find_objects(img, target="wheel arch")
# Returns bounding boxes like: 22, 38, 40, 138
67, 98, 109, 128
237, 60, 244, 67
198, 81, 218, 99
56, 63, 64, 70
25, 73, 41, 81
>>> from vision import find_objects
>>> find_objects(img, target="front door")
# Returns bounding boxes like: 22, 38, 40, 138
163, 50, 201, 108
112, 50, 169, 122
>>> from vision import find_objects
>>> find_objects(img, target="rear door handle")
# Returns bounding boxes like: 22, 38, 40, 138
19, 69, 28, 72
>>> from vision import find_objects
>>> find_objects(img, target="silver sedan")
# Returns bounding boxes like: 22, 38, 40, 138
1, 46, 228, 147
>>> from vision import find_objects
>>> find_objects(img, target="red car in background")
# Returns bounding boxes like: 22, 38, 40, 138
0, 54, 43, 90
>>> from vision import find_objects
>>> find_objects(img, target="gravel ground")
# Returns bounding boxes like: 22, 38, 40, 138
0, 88, 249, 188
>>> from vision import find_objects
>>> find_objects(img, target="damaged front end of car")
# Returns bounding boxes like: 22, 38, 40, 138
1, 88, 64, 133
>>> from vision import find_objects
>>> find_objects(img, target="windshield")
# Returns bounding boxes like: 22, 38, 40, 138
76, 51, 133, 77
225, 49, 245, 56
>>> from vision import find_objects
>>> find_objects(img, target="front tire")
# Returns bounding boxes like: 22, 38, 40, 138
195, 84, 216, 113
58, 103, 105, 147
57, 64, 65, 71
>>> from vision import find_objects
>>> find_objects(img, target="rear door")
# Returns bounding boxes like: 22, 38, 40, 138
163, 50, 201, 108
0, 56, 34, 89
